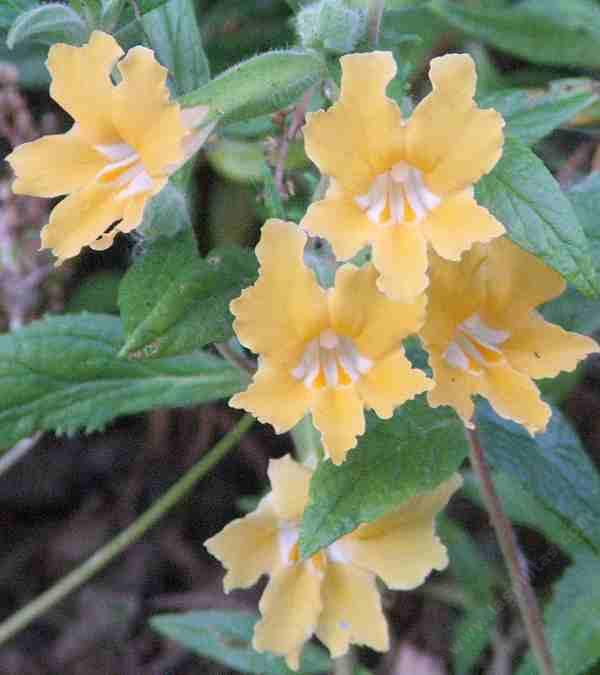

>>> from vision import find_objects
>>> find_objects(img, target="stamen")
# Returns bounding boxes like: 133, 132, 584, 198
444, 313, 510, 374
355, 160, 441, 227
94, 141, 154, 199
291, 331, 372, 388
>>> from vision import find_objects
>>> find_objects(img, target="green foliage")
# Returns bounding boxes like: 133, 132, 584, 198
481, 88, 598, 147
137, 183, 192, 241
150, 610, 332, 674
0, 0, 36, 32
118, 230, 258, 359
0, 313, 246, 449
65, 271, 121, 315
517, 555, 600, 675
6, 3, 88, 48
475, 137, 598, 297
451, 605, 496, 675
143, 0, 209, 95
477, 403, 600, 556
296, 0, 367, 55
180, 49, 327, 125
431, 0, 600, 69
299, 398, 469, 558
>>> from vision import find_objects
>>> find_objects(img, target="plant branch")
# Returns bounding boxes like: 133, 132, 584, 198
367, 0, 385, 48
466, 427, 555, 675
0, 433, 42, 477
0, 413, 255, 646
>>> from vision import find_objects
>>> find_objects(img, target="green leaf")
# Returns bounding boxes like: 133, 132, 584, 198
451, 605, 496, 675
137, 182, 191, 241
118, 231, 258, 359
517, 555, 600, 675
476, 403, 600, 556
569, 172, 600, 270
291, 415, 324, 466
481, 88, 598, 146
0, 40, 49, 88
180, 49, 327, 125
0, 0, 36, 32
7, 3, 88, 48
299, 397, 469, 559
475, 137, 598, 297
150, 610, 331, 674
207, 137, 266, 184
462, 471, 591, 559
65, 271, 121, 315
0, 313, 246, 448
431, 0, 600, 69
143, 0, 210, 96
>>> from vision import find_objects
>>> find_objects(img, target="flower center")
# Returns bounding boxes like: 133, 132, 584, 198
279, 526, 348, 572
291, 329, 372, 389
355, 161, 441, 226
444, 314, 510, 374
95, 142, 154, 200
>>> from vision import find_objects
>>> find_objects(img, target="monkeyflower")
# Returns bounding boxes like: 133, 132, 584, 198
6, 31, 213, 263
229, 219, 432, 464
206, 455, 462, 669
301, 51, 505, 301
420, 237, 599, 433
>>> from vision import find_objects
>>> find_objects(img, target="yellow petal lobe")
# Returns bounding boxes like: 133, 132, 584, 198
47, 31, 122, 144
253, 563, 323, 671
422, 189, 505, 261
504, 312, 599, 379
311, 386, 365, 465
231, 220, 328, 367
426, 351, 478, 428
316, 564, 389, 658
7, 128, 105, 198
268, 455, 312, 522
343, 475, 461, 589
303, 51, 404, 195
371, 224, 429, 301
230, 359, 314, 434
204, 499, 280, 593
112, 46, 186, 174
357, 351, 433, 419
406, 53, 504, 195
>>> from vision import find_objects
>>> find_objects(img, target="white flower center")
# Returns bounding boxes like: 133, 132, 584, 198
277, 524, 351, 570
444, 313, 510, 374
355, 160, 441, 226
291, 329, 372, 388
95, 142, 154, 200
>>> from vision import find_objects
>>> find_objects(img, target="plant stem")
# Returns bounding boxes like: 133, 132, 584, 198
466, 427, 555, 675
0, 413, 254, 646
367, 0, 386, 48
0, 433, 42, 477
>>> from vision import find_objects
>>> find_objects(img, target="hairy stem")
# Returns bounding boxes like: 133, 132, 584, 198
0, 413, 255, 646
367, 0, 386, 48
466, 427, 555, 675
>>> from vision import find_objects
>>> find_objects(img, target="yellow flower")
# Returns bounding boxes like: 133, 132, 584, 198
6, 31, 213, 263
420, 237, 599, 433
301, 51, 505, 301
229, 219, 433, 465
205, 455, 462, 670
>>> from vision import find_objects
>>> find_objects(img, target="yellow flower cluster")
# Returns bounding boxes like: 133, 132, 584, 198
8, 34, 598, 669
6, 31, 213, 263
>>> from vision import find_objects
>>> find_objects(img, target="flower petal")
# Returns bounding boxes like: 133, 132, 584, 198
204, 498, 280, 593
330, 263, 427, 360
253, 563, 323, 671
371, 223, 429, 301
482, 364, 552, 434
342, 475, 462, 589
406, 53, 504, 195
426, 350, 479, 429
483, 238, 566, 320
7, 127, 105, 198
422, 189, 505, 261
112, 46, 186, 175
40, 182, 124, 264
231, 220, 328, 366
303, 51, 404, 195
311, 386, 365, 465
504, 311, 598, 379
357, 350, 433, 419
316, 564, 389, 658
301, 182, 375, 260
268, 455, 312, 522
47, 31, 122, 145
230, 359, 314, 434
